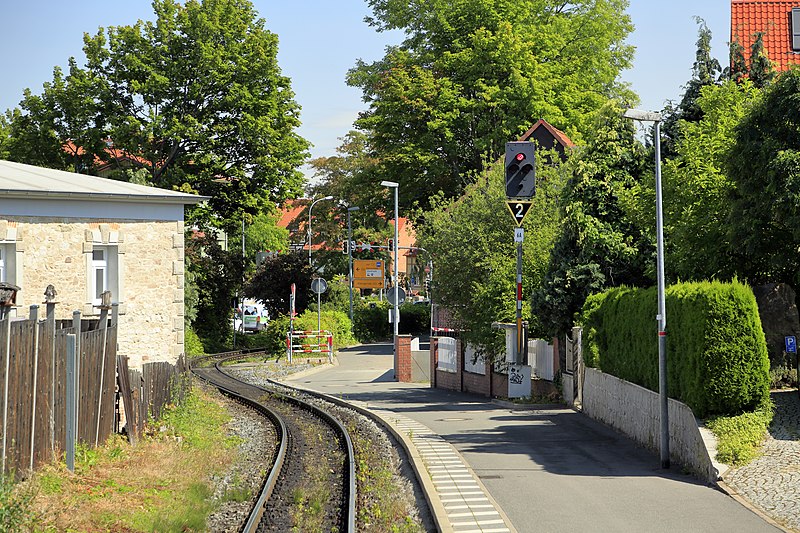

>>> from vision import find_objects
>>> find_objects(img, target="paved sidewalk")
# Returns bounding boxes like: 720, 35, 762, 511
723, 390, 800, 532
286, 344, 781, 533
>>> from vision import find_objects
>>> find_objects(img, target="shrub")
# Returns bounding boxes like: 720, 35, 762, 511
262, 311, 356, 357
581, 280, 770, 417
184, 326, 206, 357
707, 399, 774, 465
398, 302, 431, 335
353, 301, 391, 342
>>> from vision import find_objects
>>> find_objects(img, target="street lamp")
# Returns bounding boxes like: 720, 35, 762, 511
381, 180, 399, 376
308, 195, 334, 267
346, 205, 360, 322
623, 107, 669, 469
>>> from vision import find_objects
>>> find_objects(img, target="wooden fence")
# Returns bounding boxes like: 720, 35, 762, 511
1, 299, 191, 477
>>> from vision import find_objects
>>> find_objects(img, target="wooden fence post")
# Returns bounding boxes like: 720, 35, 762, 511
29, 305, 39, 472
65, 333, 76, 473
72, 310, 80, 447
95, 293, 111, 447
1, 312, 10, 476
45, 294, 56, 460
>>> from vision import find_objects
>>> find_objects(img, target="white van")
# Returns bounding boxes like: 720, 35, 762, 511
234, 300, 269, 332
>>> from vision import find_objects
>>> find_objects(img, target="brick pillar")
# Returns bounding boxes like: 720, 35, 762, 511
396, 335, 412, 382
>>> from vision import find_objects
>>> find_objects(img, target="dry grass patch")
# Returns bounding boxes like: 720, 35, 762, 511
25, 385, 238, 532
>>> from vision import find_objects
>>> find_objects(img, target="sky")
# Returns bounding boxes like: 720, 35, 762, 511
0, 1, 731, 179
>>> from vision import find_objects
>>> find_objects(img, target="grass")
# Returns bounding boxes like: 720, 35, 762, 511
352, 422, 424, 532
707, 400, 774, 466
7, 383, 241, 531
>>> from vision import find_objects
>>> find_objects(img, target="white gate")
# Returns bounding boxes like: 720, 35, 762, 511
528, 338, 554, 380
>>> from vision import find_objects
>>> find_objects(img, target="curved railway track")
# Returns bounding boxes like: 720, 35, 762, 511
190, 351, 356, 533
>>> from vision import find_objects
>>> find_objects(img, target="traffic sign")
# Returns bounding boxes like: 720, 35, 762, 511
786, 335, 797, 354
360, 242, 372, 252
387, 286, 406, 305
506, 201, 533, 227
311, 277, 328, 294
353, 259, 385, 289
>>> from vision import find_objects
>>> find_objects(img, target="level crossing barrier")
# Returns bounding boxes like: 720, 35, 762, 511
286, 330, 333, 363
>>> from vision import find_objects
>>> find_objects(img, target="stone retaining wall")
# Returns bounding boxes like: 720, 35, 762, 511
583, 367, 717, 482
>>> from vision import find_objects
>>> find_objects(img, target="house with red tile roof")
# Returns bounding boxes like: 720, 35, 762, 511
731, 0, 800, 72
277, 199, 419, 290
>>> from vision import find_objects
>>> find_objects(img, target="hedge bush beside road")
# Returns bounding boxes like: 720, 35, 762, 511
581, 280, 770, 417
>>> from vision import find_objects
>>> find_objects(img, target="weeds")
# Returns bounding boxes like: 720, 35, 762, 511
21, 384, 239, 531
707, 399, 774, 466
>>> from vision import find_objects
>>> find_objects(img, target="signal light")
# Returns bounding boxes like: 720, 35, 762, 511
505, 141, 536, 199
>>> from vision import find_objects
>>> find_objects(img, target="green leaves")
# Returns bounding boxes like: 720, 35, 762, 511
6, 0, 309, 235
349, 0, 635, 209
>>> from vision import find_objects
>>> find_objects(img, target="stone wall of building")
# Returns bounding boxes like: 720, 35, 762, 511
0, 216, 184, 368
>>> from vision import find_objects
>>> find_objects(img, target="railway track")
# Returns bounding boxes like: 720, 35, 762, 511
190, 351, 356, 533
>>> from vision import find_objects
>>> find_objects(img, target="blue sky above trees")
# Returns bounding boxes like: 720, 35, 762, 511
0, 1, 729, 176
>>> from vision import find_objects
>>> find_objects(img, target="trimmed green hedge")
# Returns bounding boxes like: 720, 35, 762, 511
581, 280, 770, 417
353, 301, 431, 343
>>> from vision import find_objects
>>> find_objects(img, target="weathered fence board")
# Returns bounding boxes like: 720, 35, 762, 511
0, 300, 189, 477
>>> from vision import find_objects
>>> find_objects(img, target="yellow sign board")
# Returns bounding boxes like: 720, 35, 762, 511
353, 259, 385, 289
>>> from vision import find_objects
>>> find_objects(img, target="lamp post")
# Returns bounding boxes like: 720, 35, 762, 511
347, 205, 360, 322
623, 108, 669, 469
381, 181, 399, 373
308, 195, 335, 268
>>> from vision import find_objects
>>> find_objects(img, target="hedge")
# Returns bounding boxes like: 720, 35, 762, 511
581, 280, 770, 417
353, 301, 431, 343
262, 310, 357, 357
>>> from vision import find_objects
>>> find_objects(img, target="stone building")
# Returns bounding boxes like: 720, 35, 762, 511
0, 159, 205, 368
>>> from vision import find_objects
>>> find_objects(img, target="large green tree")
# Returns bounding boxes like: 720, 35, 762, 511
661, 18, 722, 157
662, 80, 758, 281
531, 105, 653, 338
6, 0, 308, 235
727, 70, 800, 291
348, 0, 635, 211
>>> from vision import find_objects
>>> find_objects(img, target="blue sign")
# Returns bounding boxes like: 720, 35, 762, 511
785, 335, 797, 354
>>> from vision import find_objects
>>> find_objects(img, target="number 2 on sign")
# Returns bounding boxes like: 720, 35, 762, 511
506, 200, 532, 227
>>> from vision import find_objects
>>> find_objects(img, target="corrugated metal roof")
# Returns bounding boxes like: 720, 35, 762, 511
0, 159, 207, 204
731, 0, 800, 73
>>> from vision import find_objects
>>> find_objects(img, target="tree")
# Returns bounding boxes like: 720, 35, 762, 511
662, 80, 758, 281
661, 18, 722, 157
748, 32, 775, 88
727, 70, 800, 292
246, 252, 313, 319
727, 32, 775, 89
348, 0, 636, 211
415, 151, 565, 357
531, 105, 653, 338
5, 0, 308, 234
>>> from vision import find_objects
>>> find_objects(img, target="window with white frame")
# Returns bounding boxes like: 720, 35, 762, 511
0, 243, 16, 285
793, 8, 800, 51
91, 245, 118, 305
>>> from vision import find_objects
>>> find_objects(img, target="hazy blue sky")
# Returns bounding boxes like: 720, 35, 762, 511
0, 1, 730, 178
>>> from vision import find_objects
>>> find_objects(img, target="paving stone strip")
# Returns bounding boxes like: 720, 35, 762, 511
369, 407, 515, 533
724, 390, 800, 532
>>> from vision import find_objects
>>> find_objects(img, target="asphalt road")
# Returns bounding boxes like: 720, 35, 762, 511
287, 343, 780, 533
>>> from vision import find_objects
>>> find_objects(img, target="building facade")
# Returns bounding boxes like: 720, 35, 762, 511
0, 160, 205, 368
